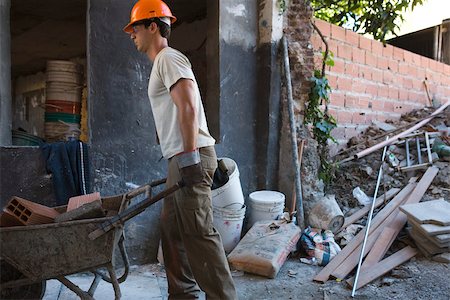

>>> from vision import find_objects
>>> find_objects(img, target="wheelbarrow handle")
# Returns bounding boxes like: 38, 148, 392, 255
89, 181, 184, 240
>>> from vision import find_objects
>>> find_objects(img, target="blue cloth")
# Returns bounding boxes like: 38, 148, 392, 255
40, 140, 90, 205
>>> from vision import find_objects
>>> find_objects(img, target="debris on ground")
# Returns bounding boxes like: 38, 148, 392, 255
307, 103, 450, 292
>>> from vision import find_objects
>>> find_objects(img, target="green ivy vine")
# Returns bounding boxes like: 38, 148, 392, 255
305, 50, 338, 185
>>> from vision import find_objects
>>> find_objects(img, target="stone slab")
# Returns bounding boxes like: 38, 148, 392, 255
400, 199, 450, 226
408, 217, 450, 236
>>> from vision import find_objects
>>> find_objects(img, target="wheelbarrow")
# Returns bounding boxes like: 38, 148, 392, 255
0, 179, 182, 300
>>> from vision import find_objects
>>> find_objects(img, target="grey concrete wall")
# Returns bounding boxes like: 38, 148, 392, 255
0, 0, 12, 146
0, 147, 55, 208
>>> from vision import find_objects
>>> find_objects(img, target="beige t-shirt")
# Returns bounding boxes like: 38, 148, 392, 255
148, 47, 215, 159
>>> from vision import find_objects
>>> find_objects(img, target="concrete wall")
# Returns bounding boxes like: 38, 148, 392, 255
0, 0, 12, 146
311, 19, 450, 152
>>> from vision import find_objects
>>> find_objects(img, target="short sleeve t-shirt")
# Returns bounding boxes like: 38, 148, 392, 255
148, 47, 215, 159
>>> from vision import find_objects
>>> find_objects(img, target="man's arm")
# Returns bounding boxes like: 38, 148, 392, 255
170, 78, 198, 152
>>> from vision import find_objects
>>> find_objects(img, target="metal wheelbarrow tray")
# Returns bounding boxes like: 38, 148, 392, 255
0, 181, 171, 300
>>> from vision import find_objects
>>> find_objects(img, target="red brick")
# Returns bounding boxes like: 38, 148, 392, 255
377, 57, 389, 69
337, 110, 353, 123
359, 65, 372, 80
412, 53, 421, 66
358, 97, 372, 109
384, 101, 395, 112
346, 30, 359, 45
407, 65, 418, 77
399, 89, 408, 101
412, 78, 422, 90
353, 112, 367, 124
352, 48, 365, 64
403, 51, 414, 63
345, 94, 358, 107
382, 70, 394, 84
331, 24, 346, 41
393, 46, 404, 61
398, 63, 409, 75
372, 99, 384, 110
327, 74, 337, 89
345, 62, 359, 76
388, 59, 398, 72
314, 19, 331, 37
365, 52, 377, 66
311, 34, 323, 50
351, 79, 366, 93
372, 69, 383, 82
338, 43, 352, 60
359, 36, 371, 50
420, 56, 430, 68
327, 39, 339, 56
371, 40, 383, 54
378, 86, 389, 98
436, 61, 445, 73
388, 87, 399, 100
416, 68, 426, 80
382, 44, 394, 58
403, 78, 413, 89
365, 83, 378, 96
330, 92, 345, 106
429, 59, 438, 70
337, 76, 352, 91
332, 58, 345, 73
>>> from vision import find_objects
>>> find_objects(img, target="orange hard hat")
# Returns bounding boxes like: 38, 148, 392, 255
123, 0, 177, 33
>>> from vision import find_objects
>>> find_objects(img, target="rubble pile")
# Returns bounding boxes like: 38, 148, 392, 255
330, 105, 450, 215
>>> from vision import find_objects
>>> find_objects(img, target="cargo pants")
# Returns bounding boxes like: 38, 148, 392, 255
160, 146, 237, 300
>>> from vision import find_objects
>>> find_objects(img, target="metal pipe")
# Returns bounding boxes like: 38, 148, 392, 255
352, 138, 389, 297
282, 35, 305, 229
405, 139, 410, 167
416, 137, 422, 164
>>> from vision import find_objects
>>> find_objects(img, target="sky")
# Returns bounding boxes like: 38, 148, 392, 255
395, 0, 450, 36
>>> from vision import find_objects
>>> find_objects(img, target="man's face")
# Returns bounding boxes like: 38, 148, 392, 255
130, 23, 149, 53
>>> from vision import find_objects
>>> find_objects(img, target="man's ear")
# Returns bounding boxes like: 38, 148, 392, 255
150, 22, 158, 33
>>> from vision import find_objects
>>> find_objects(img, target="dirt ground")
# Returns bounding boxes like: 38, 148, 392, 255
139, 255, 449, 299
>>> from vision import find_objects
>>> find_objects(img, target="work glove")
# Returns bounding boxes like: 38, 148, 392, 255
176, 149, 204, 187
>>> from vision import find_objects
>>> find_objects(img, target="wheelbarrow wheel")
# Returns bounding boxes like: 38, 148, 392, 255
0, 260, 46, 300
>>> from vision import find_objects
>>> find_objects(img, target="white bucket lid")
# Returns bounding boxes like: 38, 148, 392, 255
249, 190, 285, 205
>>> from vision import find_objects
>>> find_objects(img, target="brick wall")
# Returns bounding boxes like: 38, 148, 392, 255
311, 18, 450, 151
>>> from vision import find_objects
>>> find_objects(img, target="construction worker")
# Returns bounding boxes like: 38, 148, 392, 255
123, 0, 237, 299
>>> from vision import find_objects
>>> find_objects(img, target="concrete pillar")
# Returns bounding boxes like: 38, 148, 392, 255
0, 0, 12, 145
255, 0, 284, 189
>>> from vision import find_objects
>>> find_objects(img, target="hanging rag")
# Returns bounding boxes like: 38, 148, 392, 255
40, 140, 90, 205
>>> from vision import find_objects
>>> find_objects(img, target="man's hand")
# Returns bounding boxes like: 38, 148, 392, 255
176, 149, 204, 187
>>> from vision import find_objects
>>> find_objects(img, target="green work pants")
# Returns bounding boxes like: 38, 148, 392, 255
161, 146, 237, 300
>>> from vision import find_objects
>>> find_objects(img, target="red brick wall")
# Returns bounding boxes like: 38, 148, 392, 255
311, 18, 450, 151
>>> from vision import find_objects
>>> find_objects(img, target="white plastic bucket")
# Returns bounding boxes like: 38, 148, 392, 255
211, 158, 244, 210
213, 205, 246, 253
46, 60, 82, 84
247, 191, 285, 229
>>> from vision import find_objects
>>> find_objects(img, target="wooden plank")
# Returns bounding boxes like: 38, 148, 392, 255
400, 199, 450, 226
346, 246, 418, 289
331, 166, 438, 280
338, 188, 401, 233
331, 208, 402, 280
313, 182, 416, 283
360, 227, 397, 270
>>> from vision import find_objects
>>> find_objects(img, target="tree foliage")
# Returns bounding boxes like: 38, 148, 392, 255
311, 0, 425, 41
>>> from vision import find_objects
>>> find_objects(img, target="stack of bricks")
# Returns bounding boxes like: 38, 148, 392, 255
3, 196, 60, 226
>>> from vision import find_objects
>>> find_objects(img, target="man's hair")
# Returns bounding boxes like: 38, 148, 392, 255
143, 18, 171, 39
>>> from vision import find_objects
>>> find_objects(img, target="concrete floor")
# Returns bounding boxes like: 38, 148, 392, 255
41, 256, 450, 300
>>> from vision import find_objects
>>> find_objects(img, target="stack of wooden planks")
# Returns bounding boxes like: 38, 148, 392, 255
313, 166, 439, 290
400, 199, 450, 257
